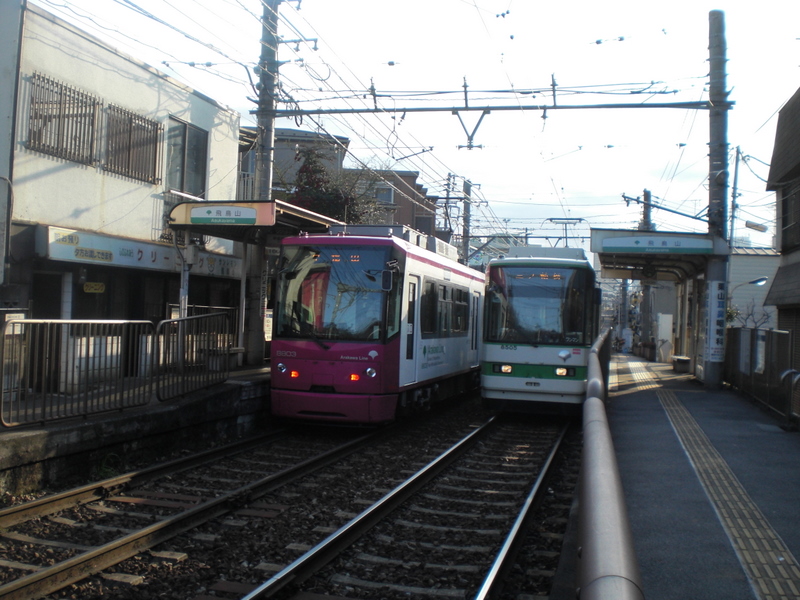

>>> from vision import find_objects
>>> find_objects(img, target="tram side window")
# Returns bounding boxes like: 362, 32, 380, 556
438, 285, 451, 335
421, 279, 470, 339
386, 275, 402, 339
452, 288, 469, 333
421, 281, 438, 336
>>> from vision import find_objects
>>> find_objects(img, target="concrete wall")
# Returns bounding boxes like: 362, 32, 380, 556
0, 1, 24, 286
12, 4, 240, 247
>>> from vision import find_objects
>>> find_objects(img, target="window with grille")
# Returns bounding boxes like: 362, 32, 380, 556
105, 105, 163, 184
28, 72, 100, 165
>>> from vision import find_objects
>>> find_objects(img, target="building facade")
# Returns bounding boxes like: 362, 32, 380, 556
728, 247, 779, 330
238, 128, 438, 235
766, 85, 800, 366
0, 1, 243, 323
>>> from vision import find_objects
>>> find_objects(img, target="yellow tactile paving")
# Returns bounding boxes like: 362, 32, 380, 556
652, 383, 800, 600
612, 357, 800, 599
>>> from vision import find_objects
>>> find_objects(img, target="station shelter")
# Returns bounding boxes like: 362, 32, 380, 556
168, 200, 343, 366
591, 228, 730, 382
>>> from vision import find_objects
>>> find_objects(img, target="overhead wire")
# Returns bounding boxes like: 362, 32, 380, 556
38, 0, 738, 246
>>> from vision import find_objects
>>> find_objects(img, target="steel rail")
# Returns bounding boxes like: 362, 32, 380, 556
0, 429, 384, 600
473, 422, 570, 600
241, 416, 498, 599
0, 430, 289, 529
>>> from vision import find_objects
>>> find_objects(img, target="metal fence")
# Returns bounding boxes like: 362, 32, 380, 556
724, 328, 797, 421
155, 312, 233, 402
1, 313, 234, 427
166, 304, 240, 340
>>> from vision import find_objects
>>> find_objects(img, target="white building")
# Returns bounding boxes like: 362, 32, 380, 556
728, 247, 779, 330
0, 1, 242, 322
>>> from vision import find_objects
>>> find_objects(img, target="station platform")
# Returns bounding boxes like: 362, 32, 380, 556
0, 365, 272, 496
602, 354, 800, 600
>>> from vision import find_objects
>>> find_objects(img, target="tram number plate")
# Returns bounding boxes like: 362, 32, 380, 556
500, 344, 517, 350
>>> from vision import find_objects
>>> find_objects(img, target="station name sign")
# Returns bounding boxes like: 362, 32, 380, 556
601, 235, 714, 254
169, 202, 276, 227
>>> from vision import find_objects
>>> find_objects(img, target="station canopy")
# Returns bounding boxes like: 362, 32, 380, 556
590, 228, 729, 282
168, 200, 343, 243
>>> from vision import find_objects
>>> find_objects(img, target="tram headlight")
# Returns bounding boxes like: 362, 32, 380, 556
276, 363, 287, 373
493, 364, 513, 374
555, 367, 576, 377
350, 368, 377, 382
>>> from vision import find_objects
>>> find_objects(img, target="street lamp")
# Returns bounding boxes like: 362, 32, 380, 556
727, 277, 769, 326
729, 276, 768, 295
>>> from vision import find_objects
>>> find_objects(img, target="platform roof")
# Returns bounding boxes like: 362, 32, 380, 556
168, 200, 343, 243
590, 228, 729, 282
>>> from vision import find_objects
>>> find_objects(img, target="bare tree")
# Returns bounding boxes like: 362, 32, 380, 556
729, 299, 774, 329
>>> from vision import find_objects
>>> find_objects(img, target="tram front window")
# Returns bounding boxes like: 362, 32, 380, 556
275, 245, 398, 343
485, 266, 591, 345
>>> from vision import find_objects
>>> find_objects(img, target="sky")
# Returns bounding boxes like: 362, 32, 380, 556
31, 0, 800, 256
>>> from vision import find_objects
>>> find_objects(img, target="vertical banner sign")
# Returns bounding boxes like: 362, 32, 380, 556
706, 280, 726, 362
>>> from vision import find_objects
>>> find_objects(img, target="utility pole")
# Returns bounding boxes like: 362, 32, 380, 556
620, 279, 629, 348
442, 173, 454, 238
255, 0, 280, 204
461, 180, 472, 264
703, 10, 731, 389
243, 0, 280, 365
638, 189, 654, 355
638, 189, 653, 232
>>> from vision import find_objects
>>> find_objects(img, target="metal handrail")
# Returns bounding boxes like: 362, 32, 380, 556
577, 328, 645, 600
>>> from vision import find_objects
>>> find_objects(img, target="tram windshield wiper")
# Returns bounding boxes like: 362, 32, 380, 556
296, 316, 331, 350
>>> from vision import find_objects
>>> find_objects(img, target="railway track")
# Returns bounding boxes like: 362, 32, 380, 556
243, 417, 572, 600
0, 428, 377, 599
0, 400, 579, 599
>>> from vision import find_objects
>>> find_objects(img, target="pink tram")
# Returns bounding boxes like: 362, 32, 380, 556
270, 225, 484, 424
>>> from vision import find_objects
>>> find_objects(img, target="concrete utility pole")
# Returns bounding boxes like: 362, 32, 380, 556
638, 189, 654, 350
461, 180, 472, 264
620, 279, 628, 344
244, 0, 281, 365
703, 10, 731, 389
255, 0, 280, 204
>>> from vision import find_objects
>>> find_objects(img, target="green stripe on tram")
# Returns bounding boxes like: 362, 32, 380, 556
481, 362, 588, 380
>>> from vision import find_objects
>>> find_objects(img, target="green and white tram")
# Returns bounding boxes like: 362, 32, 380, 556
480, 247, 600, 414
